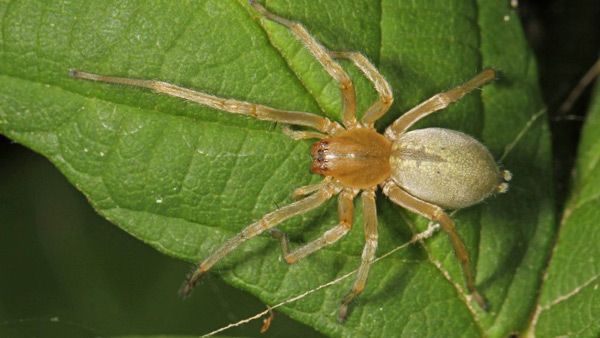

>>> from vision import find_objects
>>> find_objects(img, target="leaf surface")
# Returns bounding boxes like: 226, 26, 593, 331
525, 80, 600, 338
0, 0, 554, 336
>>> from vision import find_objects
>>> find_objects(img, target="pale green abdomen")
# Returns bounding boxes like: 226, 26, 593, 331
390, 128, 501, 209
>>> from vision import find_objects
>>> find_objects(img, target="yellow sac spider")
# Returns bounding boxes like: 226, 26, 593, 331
70, 0, 511, 323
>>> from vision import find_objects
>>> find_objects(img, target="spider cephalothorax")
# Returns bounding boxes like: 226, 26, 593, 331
71, 0, 511, 323
310, 129, 392, 189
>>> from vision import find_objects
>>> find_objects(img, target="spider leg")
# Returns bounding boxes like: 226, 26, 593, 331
384, 69, 496, 140
330, 51, 394, 127
69, 70, 343, 135
381, 180, 487, 310
291, 177, 333, 200
180, 182, 341, 297
270, 187, 356, 263
249, 0, 358, 129
282, 127, 328, 140
339, 187, 378, 323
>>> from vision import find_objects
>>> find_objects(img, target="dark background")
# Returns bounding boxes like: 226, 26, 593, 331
1, 0, 599, 336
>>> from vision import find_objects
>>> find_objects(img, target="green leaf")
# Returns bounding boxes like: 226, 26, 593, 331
0, 0, 554, 336
0, 150, 319, 337
524, 81, 600, 337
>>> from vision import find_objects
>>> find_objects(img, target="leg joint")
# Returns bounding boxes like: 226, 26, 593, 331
339, 77, 354, 90
431, 207, 445, 221
434, 92, 450, 107
365, 233, 378, 242
380, 179, 396, 195
381, 94, 393, 105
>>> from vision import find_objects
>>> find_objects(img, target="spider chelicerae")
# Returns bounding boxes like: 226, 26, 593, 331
71, 0, 511, 323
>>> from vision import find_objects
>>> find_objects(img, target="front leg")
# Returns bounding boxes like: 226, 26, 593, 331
249, 0, 358, 129
69, 70, 344, 135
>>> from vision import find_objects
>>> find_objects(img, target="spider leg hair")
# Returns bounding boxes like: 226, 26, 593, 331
180, 180, 342, 297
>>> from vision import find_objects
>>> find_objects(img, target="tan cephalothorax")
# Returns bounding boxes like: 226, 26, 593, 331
70, 0, 511, 323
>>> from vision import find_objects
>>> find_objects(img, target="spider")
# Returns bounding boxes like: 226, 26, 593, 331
70, 0, 511, 323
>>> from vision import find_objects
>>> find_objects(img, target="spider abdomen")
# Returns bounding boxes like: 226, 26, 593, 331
311, 128, 391, 189
390, 128, 503, 209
